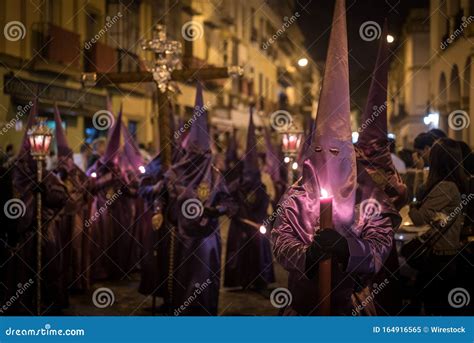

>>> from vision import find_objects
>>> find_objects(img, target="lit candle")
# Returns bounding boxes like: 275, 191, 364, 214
318, 188, 332, 316
319, 188, 333, 229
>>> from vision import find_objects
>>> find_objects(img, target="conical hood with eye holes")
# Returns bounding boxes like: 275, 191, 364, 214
121, 121, 144, 173
303, 0, 356, 229
225, 128, 238, 170
263, 125, 281, 184
355, 20, 407, 209
53, 103, 73, 158
182, 82, 210, 153
101, 104, 123, 164
242, 107, 261, 186
17, 98, 38, 158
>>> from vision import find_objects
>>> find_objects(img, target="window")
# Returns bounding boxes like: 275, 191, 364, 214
107, 0, 140, 72
128, 120, 138, 140
85, 8, 100, 42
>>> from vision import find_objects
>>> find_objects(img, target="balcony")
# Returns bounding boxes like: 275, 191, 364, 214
84, 42, 117, 73
32, 23, 81, 71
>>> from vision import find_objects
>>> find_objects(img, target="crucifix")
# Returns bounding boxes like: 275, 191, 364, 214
81, 24, 242, 314
82, 24, 242, 168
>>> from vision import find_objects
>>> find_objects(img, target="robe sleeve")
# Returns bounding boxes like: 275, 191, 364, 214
345, 214, 394, 275
271, 198, 310, 275
43, 174, 69, 209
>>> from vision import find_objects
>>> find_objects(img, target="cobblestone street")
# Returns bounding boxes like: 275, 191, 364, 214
65, 220, 288, 316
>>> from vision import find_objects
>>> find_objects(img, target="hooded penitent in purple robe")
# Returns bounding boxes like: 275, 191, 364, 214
2, 100, 69, 314
223, 129, 242, 185
355, 21, 407, 210
86, 108, 136, 280
355, 21, 408, 315
120, 119, 149, 272
263, 125, 285, 206
271, 0, 400, 316
224, 108, 275, 289
164, 83, 236, 315
137, 154, 169, 298
53, 105, 92, 299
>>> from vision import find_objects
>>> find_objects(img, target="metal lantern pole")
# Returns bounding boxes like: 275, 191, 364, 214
27, 117, 53, 316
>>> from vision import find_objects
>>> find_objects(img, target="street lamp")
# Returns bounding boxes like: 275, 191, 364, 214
281, 124, 303, 184
297, 57, 308, 67
27, 117, 53, 316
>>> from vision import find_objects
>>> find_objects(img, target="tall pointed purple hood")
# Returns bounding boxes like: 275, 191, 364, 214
263, 125, 281, 183
304, 0, 356, 228
122, 121, 144, 170
18, 98, 38, 157
183, 82, 210, 152
358, 21, 389, 144
225, 129, 238, 170
101, 104, 122, 164
356, 20, 407, 208
243, 107, 260, 183
53, 103, 73, 158
301, 115, 315, 158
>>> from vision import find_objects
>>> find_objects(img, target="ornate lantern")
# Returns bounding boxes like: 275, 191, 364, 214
27, 117, 53, 159
281, 125, 303, 157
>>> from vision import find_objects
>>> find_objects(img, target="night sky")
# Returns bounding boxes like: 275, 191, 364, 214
295, 0, 430, 112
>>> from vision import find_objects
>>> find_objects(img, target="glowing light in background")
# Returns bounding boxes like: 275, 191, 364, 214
291, 162, 298, 170
139, 165, 146, 174
297, 57, 308, 67
259, 225, 267, 234
386, 34, 395, 43
352, 131, 359, 143
284, 156, 290, 163
91, 172, 97, 178
423, 112, 439, 128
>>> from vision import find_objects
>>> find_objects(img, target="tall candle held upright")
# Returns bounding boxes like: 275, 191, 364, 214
318, 188, 332, 315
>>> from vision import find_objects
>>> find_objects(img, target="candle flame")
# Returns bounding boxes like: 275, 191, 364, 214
320, 188, 329, 198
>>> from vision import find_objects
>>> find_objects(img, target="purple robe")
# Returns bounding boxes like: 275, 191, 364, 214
165, 147, 236, 315
86, 160, 136, 280
137, 155, 169, 297
86, 108, 137, 280
163, 83, 237, 315
272, 161, 400, 315
271, 0, 400, 316
4, 155, 68, 314
54, 105, 92, 295
2, 101, 69, 314
355, 21, 407, 315
224, 108, 275, 289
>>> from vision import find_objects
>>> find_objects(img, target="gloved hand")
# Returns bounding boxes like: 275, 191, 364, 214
313, 228, 349, 268
203, 206, 221, 218
305, 228, 350, 278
